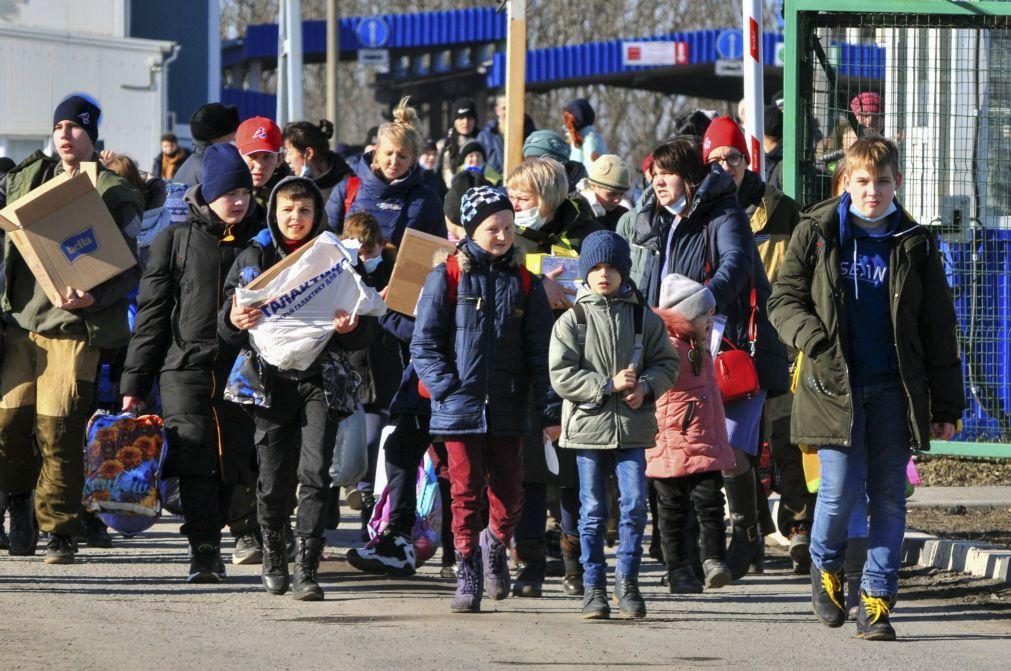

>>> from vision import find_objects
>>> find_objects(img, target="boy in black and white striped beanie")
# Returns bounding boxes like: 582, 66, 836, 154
460, 186, 513, 237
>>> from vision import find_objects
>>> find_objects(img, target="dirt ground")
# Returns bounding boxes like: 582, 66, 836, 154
905, 456, 1011, 548
914, 455, 1011, 487
899, 564, 1011, 609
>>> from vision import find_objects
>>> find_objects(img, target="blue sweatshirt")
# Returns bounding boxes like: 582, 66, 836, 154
837, 194, 902, 387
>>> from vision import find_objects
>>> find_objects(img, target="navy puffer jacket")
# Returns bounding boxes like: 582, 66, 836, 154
324, 151, 447, 246
622, 169, 789, 394
411, 238, 554, 436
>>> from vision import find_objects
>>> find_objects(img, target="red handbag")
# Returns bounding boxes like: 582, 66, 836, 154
714, 286, 760, 402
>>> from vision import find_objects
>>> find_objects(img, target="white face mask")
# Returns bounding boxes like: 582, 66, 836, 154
362, 255, 382, 273
849, 200, 897, 224
514, 207, 547, 231
664, 195, 687, 217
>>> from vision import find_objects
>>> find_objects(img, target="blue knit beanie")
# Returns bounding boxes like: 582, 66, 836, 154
522, 130, 569, 163
563, 98, 596, 130
201, 143, 254, 203
579, 230, 631, 282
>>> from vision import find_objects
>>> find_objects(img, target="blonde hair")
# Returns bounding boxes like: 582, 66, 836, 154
373, 96, 423, 163
843, 136, 900, 179
506, 157, 568, 218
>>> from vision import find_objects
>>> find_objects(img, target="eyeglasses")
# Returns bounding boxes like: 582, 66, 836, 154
707, 153, 746, 168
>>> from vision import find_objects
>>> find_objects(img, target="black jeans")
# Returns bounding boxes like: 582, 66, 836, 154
653, 471, 726, 567
382, 413, 431, 536
764, 393, 816, 534
253, 375, 337, 539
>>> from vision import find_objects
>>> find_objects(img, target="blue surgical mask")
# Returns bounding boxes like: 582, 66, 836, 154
664, 195, 687, 217
514, 208, 547, 231
464, 165, 485, 175
849, 200, 897, 224
298, 163, 310, 178
362, 256, 382, 273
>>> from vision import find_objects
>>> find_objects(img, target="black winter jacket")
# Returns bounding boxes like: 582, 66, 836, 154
121, 186, 263, 398
621, 169, 789, 393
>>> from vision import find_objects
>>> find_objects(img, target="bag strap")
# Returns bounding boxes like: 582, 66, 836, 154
703, 220, 758, 357
444, 252, 460, 304
343, 176, 361, 217
573, 297, 646, 368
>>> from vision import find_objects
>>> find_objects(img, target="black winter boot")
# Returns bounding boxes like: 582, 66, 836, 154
613, 573, 647, 618
292, 537, 325, 601
666, 560, 704, 594
6, 492, 37, 556
512, 539, 546, 598
724, 472, 764, 580
560, 533, 584, 596
260, 527, 289, 595
811, 564, 846, 628
82, 511, 113, 548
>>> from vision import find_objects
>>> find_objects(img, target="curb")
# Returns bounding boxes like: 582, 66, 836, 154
902, 531, 1011, 585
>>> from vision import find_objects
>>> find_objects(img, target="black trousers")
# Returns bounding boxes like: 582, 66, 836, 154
764, 393, 816, 534
160, 371, 255, 543
381, 413, 432, 536
253, 376, 337, 539
653, 471, 726, 567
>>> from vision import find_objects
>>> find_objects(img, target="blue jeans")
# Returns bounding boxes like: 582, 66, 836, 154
576, 449, 647, 588
810, 382, 910, 597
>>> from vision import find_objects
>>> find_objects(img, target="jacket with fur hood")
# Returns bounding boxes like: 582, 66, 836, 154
324, 151, 446, 246
411, 237, 554, 436
647, 309, 735, 478
549, 285, 680, 451
218, 176, 372, 380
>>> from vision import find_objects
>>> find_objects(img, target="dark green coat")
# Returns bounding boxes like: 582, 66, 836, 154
767, 197, 964, 450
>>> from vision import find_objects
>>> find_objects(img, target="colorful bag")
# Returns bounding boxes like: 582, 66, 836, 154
367, 445, 442, 567
82, 411, 167, 536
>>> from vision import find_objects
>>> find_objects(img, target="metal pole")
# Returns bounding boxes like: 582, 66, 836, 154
326, 0, 339, 147
503, 0, 527, 177
276, 0, 288, 125
287, 0, 304, 122
743, 0, 765, 177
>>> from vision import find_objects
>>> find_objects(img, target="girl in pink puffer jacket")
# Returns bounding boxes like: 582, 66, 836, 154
649, 274, 736, 594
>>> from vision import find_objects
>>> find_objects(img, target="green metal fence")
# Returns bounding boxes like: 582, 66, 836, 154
783, 0, 1011, 457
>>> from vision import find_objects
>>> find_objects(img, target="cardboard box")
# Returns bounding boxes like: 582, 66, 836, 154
0, 163, 136, 305
384, 228, 456, 315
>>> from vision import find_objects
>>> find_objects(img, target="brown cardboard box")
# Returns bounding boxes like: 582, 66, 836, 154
385, 228, 456, 315
0, 162, 136, 305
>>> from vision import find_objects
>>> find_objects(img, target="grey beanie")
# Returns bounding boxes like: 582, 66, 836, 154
659, 274, 716, 320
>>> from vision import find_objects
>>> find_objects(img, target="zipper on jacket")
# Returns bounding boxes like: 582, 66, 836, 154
819, 227, 855, 447
681, 401, 697, 435
888, 242, 920, 446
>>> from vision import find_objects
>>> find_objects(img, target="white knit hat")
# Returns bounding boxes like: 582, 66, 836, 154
659, 274, 716, 320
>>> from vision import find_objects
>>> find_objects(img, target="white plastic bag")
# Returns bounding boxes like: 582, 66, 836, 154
235, 232, 386, 371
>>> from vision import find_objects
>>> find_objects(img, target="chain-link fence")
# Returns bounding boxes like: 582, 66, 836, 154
785, 3, 1011, 445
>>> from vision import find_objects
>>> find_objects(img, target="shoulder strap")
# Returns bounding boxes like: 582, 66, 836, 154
517, 265, 532, 296
572, 302, 587, 347
444, 253, 460, 304
343, 177, 361, 216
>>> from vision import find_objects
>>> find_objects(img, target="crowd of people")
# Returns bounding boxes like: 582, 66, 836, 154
0, 90, 964, 641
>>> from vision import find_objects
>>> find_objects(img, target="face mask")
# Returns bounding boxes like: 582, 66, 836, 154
464, 165, 484, 175
664, 195, 687, 217
849, 200, 897, 224
298, 163, 310, 178
362, 256, 382, 273
514, 208, 547, 231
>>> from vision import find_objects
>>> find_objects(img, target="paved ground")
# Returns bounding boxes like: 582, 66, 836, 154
1, 514, 1008, 671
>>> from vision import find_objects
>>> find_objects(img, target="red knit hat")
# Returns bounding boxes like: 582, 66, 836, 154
702, 116, 749, 164
850, 91, 881, 114
236, 117, 283, 156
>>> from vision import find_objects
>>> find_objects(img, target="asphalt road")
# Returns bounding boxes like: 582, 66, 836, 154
0, 516, 1007, 671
